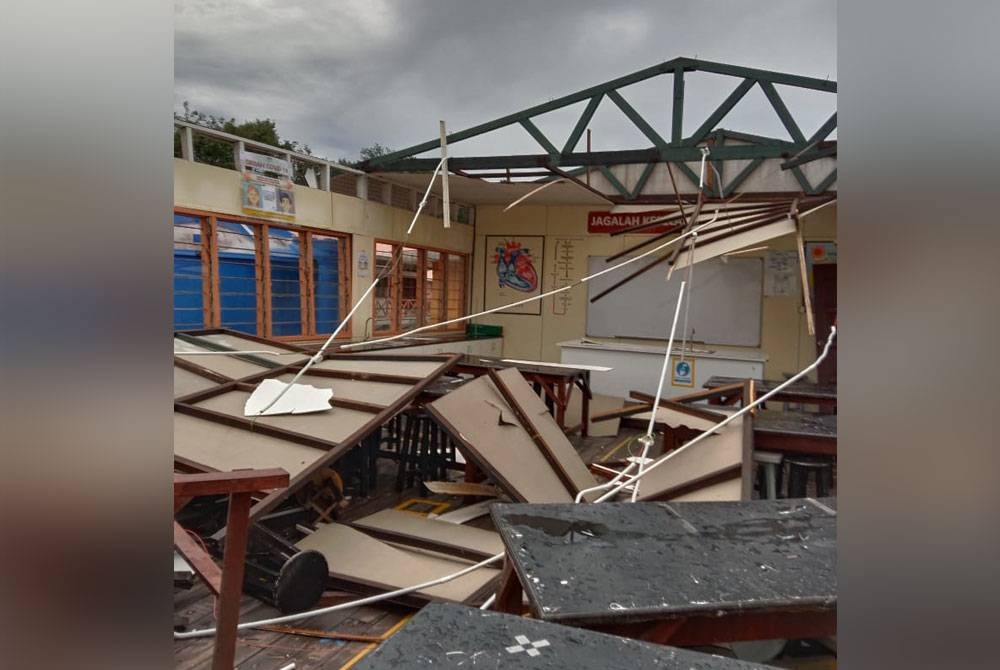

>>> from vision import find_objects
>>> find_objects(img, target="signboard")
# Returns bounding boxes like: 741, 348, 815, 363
671, 356, 695, 387
484, 235, 544, 315
764, 250, 799, 297
587, 210, 684, 235
356, 249, 370, 279
239, 149, 296, 222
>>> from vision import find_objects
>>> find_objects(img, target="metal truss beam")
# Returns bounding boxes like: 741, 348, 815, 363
364, 57, 836, 197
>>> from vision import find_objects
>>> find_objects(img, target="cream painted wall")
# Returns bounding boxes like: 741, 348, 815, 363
472, 202, 836, 380
173, 159, 474, 337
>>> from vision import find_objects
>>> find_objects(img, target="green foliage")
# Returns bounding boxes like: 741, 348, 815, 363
174, 101, 312, 182
175, 102, 396, 182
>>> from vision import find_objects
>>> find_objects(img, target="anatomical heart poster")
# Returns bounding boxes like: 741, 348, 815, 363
484, 235, 544, 315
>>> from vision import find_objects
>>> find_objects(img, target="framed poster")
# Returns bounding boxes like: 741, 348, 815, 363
670, 356, 695, 387
239, 149, 296, 222
484, 235, 544, 315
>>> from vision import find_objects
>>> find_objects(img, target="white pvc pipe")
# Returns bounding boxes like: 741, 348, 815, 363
175, 326, 836, 640
174, 551, 504, 639
595, 325, 837, 503
251, 159, 445, 416
341, 216, 723, 351
632, 281, 686, 502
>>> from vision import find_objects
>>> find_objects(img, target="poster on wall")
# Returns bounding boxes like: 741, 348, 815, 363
484, 235, 544, 315
671, 356, 695, 387
239, 149, 296, 222
764, 250, 799, 297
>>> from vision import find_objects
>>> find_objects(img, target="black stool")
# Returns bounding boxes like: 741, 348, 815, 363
786, 456, 835, 498
394, 409, 458, 491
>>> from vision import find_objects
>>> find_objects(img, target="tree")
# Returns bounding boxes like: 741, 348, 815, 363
337, 142, 394, 168
174, 102, 313, 182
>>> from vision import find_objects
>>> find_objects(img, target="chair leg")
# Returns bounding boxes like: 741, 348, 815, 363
787, 465, 808, 498
764, 464, 778, 500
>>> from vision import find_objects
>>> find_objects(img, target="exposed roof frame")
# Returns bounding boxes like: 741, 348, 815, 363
363, 57, 836, 196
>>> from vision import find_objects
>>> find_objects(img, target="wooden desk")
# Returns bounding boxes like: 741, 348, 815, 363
704, 375, 837, 410
451, 356, 594, 436
490, 499, 837, 647
753, 409, 837, 458
353, 602, 776, 669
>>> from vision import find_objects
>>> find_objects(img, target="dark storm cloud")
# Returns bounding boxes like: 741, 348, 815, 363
175, 1, 836, 162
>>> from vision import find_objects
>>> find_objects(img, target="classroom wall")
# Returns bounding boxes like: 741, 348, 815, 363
471, 202, 836, 380
173, 159, 475, 336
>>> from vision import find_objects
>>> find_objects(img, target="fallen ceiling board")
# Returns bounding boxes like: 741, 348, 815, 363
193, 390, 373, 444
427, 376, 577, 503
669, 477, 744, 502
430, 500, 496, 524
173, 413, 319, 478
173, 338, 272, 379
671, 218, 797, 269
422, 481, 500, 497
493, 367, 600, 499
174, 365, 222, 398
630, 404, 727, 432
271, 374, 413, 407
635, 413, 746, 502
312, 358, 445, 378
296, 523, 499, 604
352, 508, 505, 558
197, 333, 309, 362
564, 392, 625, 438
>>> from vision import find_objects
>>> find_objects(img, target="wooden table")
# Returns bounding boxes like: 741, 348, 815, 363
451, 356, 594, 436
352, 602, 776, 669
753, 409, 837, 458
704, 375, 837, 410
490, 499, 837, 647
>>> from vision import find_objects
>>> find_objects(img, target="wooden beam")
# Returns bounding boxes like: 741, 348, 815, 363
173, 468, 289, 498
173, 521, 222, 596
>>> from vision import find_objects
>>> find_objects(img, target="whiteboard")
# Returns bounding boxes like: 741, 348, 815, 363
585, 256, 762, 346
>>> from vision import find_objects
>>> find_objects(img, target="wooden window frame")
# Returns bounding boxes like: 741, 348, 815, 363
373, 238, 469, 336
175, 207, 352, 341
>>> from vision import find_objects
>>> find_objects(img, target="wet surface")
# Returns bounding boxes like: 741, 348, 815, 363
352, 602, 775, 669
703, 376, 837, 400
492, 499, 836, 623
753, 410, 837, 439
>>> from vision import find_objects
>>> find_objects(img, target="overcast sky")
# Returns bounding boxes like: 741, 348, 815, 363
175, 1, 836, 163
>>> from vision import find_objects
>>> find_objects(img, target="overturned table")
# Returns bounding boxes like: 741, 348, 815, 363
490, 499, 837, 646
353, 602, 775, 669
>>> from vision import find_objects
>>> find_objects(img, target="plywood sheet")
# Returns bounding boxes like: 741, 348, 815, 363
564, 392, 625, 438
494, 368, 599, 498
193, 390, 373, 443
635, 413, 745, 502
427, 376, 577, 503
268, 373, 411, 407
313, 358, 445, 378
173, 413, 319, 477
670, 477, 743, 502
296, 523, 499, 603
174, 338, 270, 379
198, 333, 308, 363
174, 365, 221, 398
353, 509, 505, 557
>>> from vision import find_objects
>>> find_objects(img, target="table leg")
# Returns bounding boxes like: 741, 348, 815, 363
212, 492, 252, 670
494, 559, 524, 614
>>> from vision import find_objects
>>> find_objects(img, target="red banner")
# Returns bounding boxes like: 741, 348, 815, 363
587, 210, 682, 235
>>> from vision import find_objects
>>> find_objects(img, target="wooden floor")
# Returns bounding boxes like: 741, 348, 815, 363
174, 428, 835, 669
